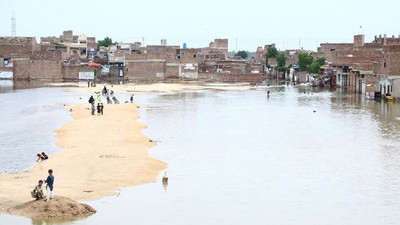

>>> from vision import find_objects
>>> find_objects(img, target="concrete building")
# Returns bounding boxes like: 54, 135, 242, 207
41, 30, 96, 60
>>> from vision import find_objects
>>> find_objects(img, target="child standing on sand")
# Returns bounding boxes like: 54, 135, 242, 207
44, 169, 54, 201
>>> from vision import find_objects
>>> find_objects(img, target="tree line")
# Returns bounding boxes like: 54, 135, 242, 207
265, 47, 325, 74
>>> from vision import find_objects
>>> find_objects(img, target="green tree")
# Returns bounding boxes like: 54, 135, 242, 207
308, 57, 326, 74
235, 50, 248, 59
97, 37, 113, 50
308, 62, 321, 74
315, 57, 326, 66
50, 40, 64, 46
276, 53, 287, 71
265, 47, 278, 68
298, 53, 313, 72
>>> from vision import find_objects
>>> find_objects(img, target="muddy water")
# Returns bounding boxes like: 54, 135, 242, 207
1, 83, 400, 225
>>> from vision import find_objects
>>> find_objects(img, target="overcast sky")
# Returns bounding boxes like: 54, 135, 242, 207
1, 0, 399, 51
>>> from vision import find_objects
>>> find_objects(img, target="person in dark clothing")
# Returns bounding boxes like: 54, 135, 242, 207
44, 169, 54, 201
100, 103, 104, 115
103, 86, 108, 96
41, 152, 49, 160
36, 154, 45, 162
89, 95, 95, 104
97, 103, 101, 115
130, 94, 134, 103
89, 95, 96, 115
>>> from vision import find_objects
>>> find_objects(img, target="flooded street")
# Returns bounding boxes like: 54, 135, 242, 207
1, 82, 400, 225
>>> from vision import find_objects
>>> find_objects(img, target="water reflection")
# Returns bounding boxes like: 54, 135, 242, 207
31, 215, 91, 225
0, 80, 13, 93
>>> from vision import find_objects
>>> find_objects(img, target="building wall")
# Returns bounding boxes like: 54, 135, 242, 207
12, 59, 30, 80
62, 30, 73, 42
198, 72, 262, 83
0, 37, 37, 58
365, 74, 379, 93
146, 45, 180, 60
29, 60, 62, 80
348, 71, 357, 91
392, 79, 400, 98
387, 52, 400, 75
353, 35, 365, 47
63, 65, 94, 80
125, 60, 166, 81
87, 37, 96, 50
318, 43, 354, 53
166, 64, 180, 78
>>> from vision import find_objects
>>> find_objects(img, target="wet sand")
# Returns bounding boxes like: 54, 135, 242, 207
0, 101, 166, 214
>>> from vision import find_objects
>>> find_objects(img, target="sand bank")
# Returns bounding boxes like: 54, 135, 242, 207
71, 82, 253, 95
10, 196, 96, 218
0, 102, 167, 215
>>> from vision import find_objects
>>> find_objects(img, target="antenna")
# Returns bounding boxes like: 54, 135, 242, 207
235, 37, 238, 52
11, 11, 16, 37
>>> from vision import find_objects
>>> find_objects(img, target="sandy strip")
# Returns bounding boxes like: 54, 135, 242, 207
70, 82, 254, 95
0, 102, 167, 213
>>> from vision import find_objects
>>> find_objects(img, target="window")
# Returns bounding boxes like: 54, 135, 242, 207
384, 61, 386, 68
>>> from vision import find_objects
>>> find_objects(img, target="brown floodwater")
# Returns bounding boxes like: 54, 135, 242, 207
1, 82, 400, 225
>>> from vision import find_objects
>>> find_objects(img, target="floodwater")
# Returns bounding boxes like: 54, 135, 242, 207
1, 81, 400, 225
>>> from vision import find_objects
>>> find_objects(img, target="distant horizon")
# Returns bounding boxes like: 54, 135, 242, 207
1, 0, 399, 52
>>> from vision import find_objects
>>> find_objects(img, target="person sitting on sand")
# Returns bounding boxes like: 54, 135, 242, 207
41, 152, 49, 160
31, 180, 44, 200
36, 154, 45, 162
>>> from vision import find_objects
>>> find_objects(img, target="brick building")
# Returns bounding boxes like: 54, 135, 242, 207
318, 34, 400, 98
125, 45, 200, 81
0, 37, 38, 69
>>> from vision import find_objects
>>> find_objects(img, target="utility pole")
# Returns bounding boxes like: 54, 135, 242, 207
11, 11, 16, 37
236, 37, 238, 52
142, 37, 145, 46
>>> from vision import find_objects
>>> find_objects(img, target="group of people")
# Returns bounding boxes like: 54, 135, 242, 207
103, 86, 120, 104
31, 169, 54, 201
88, 95, 103, 116
36, 152, 49, 162
88, 85, 123, 115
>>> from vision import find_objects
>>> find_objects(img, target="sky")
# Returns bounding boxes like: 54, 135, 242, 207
1, 0, 399, 51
